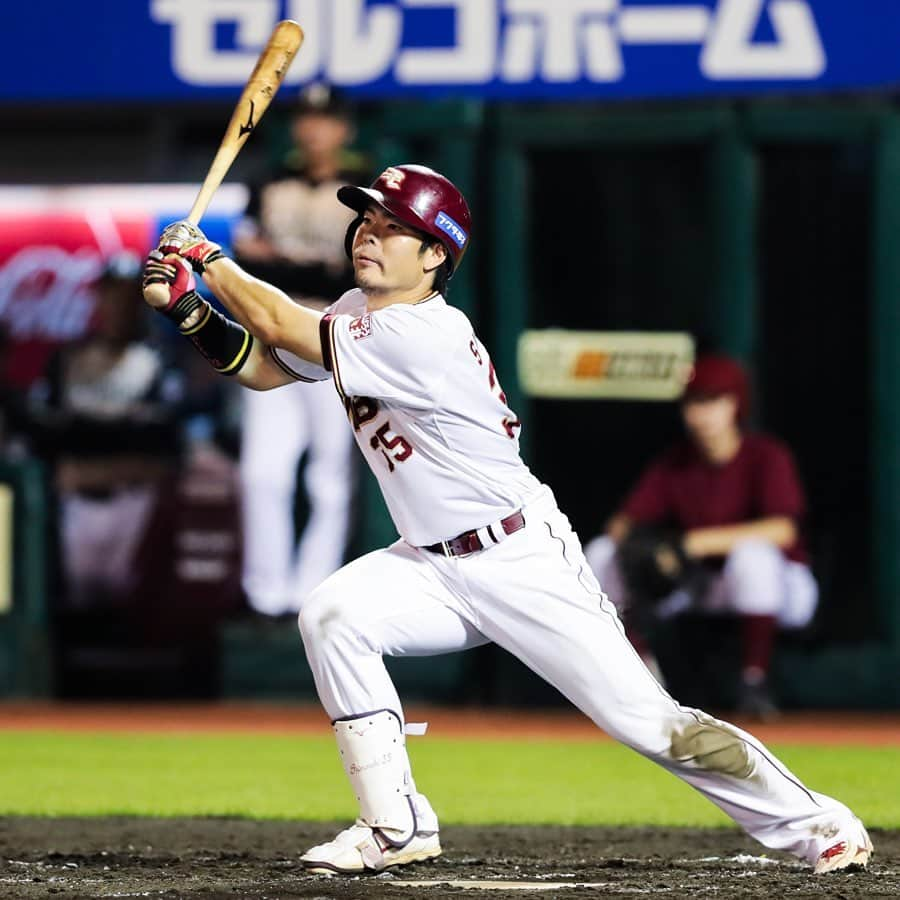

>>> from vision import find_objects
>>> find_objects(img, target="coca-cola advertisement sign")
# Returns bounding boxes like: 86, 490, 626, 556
0, 213, 152, 387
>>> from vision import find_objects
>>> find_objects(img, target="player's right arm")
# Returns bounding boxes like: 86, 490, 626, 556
604, 462, 671, 544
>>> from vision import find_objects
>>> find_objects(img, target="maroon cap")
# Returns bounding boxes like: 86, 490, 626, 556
338, 164, 472, 273
684, 354, 749, 419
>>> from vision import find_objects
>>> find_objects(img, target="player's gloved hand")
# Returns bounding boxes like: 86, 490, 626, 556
142, 250, 205, 325
157, 220, 226, 274
617, 526, 693, 607
157, 219, 205, 251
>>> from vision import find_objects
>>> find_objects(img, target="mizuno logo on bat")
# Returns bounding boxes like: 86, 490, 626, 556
239, 100, 256, 137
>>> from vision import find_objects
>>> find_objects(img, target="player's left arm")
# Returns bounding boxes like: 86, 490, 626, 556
229, 339, 301, 390
152, 223, 324, 366
172, 297, 306, 391
682, 517, 797, 559
142, 244, 321, 390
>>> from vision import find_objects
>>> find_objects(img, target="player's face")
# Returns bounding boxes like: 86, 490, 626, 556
352, 205, 446, 299
292, 112, 350, 161
681, 394, 740, 445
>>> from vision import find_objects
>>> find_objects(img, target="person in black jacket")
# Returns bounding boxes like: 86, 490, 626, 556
30, 252, 184, 607
232, 87, 368, 617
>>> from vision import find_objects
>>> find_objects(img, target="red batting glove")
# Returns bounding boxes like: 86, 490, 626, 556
156, 238, 225, 275
142, 251, 204, 325
178, 239, 226, 274
156, 220, 225, 274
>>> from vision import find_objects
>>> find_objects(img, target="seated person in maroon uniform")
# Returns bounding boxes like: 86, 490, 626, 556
585, 354, 816, 718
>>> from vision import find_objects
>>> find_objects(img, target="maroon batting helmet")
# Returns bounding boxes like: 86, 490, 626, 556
338, 164, 472, 275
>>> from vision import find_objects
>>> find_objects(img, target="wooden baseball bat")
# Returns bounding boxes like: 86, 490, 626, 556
187, 19, 304, 226
144, 20, 303, 309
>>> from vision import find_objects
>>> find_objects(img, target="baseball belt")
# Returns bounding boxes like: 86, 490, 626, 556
422, 510, 526, 558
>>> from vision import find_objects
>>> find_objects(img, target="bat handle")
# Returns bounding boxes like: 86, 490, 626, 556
186, 202, 206, 228
187, 176, 222, 226
187, 164, 226, 226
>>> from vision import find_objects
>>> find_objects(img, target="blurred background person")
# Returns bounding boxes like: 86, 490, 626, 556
584, 354, 817, 719
26, 252, 185, 609
231, 85, 368, 617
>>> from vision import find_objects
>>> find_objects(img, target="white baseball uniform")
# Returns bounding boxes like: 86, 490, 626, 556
584, 534, 819, 627
285, 288, 864, 867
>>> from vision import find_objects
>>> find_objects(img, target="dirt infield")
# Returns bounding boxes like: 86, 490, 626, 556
3, 702, 900, 744
0, 818, 896, 899
2, 705, 898, 898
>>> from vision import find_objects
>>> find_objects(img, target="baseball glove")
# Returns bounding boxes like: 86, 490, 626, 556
617, 525, 696, 611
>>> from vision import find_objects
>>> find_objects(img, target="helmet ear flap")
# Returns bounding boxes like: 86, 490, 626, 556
344, 215, 364, 262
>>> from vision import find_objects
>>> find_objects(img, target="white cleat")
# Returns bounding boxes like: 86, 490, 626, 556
814, 827, 874, 874
301, 821, 442, 875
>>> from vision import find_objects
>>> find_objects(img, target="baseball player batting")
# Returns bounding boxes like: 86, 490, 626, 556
142, 165, 871, 876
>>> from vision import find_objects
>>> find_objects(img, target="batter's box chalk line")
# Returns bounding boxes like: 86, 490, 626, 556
393, 881, 666, 892
390, 857, 789, 891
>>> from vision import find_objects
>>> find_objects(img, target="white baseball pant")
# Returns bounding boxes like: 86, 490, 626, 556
583, 535, 818, 627
299, 487, 858, 866
60, 485, 157, 607
240, 378, 355, 616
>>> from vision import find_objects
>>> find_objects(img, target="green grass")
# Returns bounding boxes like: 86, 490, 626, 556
1, 732, 898, 827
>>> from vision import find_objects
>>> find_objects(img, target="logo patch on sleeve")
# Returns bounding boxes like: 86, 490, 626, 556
434, 211, 468, 249
349, 314, 372, 341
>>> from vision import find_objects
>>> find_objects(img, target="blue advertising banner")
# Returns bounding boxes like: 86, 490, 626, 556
2, 1, 900, 102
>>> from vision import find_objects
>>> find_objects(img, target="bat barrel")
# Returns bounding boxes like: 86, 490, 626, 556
186, 20, 304, 227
